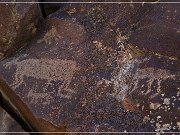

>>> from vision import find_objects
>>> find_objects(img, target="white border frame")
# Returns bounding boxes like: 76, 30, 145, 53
0, 1, 180, 3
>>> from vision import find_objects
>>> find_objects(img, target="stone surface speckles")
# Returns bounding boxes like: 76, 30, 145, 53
0, 2, 179, 133
0, 107, 27, 133
128, 3, 180, 58
0, 1, 42, 59
129, 55, 180, 132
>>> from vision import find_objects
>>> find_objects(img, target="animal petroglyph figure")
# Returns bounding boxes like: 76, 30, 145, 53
111, 52, 176, 101
130, 68, 176, 98
4, 58, 79, 99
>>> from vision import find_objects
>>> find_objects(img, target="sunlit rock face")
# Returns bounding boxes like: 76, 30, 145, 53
0, 1, 42, 59
0, 1, 179, 133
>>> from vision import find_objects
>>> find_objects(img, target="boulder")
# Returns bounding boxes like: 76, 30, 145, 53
0, 1, 42, 59
0, 1, 179, 133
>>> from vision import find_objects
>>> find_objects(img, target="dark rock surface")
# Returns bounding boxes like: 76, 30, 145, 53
127, 55, 180, 132
0, 0, 42, 60
0, 107, 27, 134
0, 1, 179, 133
128, 3, 180, 58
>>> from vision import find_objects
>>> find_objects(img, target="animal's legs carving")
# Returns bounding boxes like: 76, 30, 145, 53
12, 73, 24, 89
58, 80, 74, 99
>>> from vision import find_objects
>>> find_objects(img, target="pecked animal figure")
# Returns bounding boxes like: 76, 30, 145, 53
4, 58, 80, 98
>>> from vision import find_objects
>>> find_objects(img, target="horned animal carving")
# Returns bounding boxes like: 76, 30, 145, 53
4, 58, 79, 99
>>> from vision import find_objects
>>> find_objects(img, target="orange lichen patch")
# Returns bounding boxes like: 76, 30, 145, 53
121, 97, 137, 112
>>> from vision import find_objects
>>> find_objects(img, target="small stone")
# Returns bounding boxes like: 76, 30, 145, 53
163, 98, 170, 105
150, 103, 161, 110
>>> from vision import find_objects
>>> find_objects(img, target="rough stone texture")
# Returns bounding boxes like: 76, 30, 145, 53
0, 1, 179, 133
0, 0, 42, 59
128, 55, 180, 132
128, 3, 180, 58
0, 107, 27, 134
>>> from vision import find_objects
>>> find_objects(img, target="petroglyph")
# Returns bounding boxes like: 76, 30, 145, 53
112, 61, 176, 101
131, 68, 176, 98
27, 90, 53, 105
4, 58, 80, 99
37, 20, 85, 46
111, 49, 176, 101
37, 27, 61, 45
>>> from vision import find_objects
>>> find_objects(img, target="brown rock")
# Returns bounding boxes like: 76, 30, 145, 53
0, 107, 27, 133
0, 77, 66, 134
0, 2, 179, 133
0, 4, 153, 132
128, 55, 180, 132
0, 1, 42, 59
128, 3, 180, 58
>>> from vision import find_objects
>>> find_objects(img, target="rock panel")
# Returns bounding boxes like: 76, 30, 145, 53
0, 2, 179, 133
